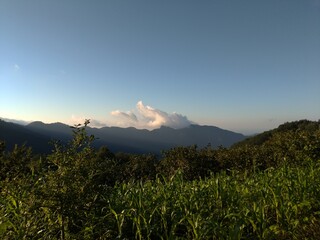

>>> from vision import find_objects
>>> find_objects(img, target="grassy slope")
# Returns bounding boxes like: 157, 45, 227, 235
108, 162, 320, 239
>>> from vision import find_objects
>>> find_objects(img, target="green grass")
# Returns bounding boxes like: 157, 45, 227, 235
107, 162, 320, 239
2, 161, 320, 239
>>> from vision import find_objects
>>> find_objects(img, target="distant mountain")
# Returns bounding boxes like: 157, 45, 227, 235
0, 117, 30, 125
1, 120, 246, 154
0, 120, 52, 153
87, 124, 246, 154
26, 121, 73, 142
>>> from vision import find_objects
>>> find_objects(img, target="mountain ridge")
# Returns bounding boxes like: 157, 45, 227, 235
232, 119, 320, 148
1, 119, 246, 154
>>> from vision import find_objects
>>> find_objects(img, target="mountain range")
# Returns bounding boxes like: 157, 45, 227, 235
0, 119, 246, 154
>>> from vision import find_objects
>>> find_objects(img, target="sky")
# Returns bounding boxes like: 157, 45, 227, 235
1, 0, 319, 134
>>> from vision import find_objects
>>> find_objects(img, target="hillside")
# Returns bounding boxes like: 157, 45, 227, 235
232, 119, 320, 148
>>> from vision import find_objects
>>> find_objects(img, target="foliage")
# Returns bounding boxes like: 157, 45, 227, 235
108, 163, 320, 239
233, 119, 320, 148
0, 143, 33, 180
1, 119, 320, 239
1, 120, 113, 239
157, 145, 220, 180
115, 152, 157, 182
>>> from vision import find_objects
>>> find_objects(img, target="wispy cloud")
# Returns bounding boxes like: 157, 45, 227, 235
110, 101, 193, 129
1, 117, 30, 125
14, 64, 20, 71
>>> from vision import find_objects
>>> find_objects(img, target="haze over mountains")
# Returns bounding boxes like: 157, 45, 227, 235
0, 119, 246, 154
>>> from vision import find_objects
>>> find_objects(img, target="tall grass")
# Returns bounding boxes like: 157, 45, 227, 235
107, 161, 320, 239
2, 161, 320, 239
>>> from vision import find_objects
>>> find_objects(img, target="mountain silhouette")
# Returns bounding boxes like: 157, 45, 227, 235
1, 119, 246, 154
0, 120, 52, 153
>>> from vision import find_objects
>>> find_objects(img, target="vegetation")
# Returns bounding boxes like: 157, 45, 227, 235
1, 120, 320, 239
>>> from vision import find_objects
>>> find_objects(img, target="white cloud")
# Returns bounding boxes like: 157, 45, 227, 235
68, 115, 106, 128
110, 101, 192, 129
90, 119, 107, 128
111, 110, 138, 122
66, 101, 192, 130
14, 64, 20, 71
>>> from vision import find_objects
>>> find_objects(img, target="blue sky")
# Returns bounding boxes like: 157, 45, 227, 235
1, 0, 319, 134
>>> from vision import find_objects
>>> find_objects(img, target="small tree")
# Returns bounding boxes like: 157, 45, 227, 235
37, 120, 107, 239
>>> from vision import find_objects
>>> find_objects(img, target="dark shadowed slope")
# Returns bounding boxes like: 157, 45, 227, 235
0, 120, 52, 153
26, 121, 73, 142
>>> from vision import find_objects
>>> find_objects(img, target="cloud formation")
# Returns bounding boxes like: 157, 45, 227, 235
111, 101, 192, 129
111, 110, 138, 122
66, 101, 192, 130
